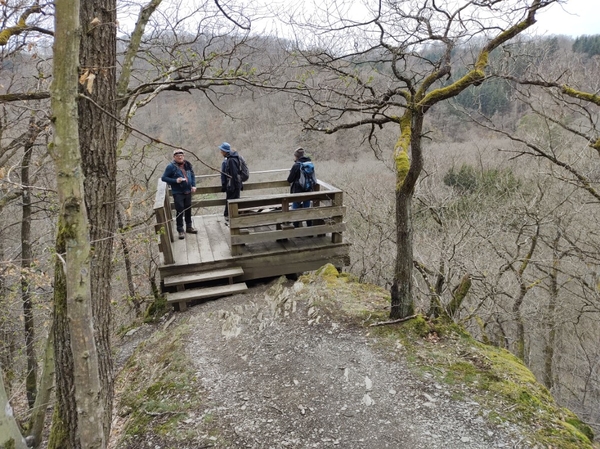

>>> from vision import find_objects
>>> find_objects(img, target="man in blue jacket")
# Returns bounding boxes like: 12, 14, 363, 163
161, 149, 197, 239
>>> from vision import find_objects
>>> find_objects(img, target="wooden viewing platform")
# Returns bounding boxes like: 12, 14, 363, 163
154, 169, 351, 311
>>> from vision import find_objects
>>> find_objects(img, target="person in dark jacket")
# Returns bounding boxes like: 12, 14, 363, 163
287, 147, 314, 227
219, 142, 242, 220
161, 149, 197, 239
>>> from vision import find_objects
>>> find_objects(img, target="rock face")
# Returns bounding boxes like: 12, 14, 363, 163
184, 275, 528, 448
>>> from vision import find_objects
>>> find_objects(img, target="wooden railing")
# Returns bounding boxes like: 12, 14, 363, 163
153, 178, 175, 264
154, 170, 346, 262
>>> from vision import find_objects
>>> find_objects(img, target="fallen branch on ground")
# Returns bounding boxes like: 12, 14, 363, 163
369, 314, 418, 327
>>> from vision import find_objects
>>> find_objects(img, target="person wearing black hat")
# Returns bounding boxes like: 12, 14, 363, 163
287, 147, 315, 227
161, 149, 197, 239
219, 142, 242, 220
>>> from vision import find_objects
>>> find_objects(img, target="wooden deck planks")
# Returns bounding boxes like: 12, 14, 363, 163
185, 216, 202, 265
195, 216, 216, 263
171, 232, 188, 265
203, 215, 232, 261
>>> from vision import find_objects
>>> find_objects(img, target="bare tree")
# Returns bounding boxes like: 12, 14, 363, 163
281, 0, 557, 318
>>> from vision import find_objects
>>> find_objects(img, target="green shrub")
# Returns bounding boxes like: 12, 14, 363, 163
444, 164, 520, 196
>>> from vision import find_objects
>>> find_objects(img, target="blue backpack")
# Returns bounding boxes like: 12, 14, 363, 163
298, 161, 316, 191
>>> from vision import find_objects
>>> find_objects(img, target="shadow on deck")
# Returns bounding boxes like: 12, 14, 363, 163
154, 169, 351, 310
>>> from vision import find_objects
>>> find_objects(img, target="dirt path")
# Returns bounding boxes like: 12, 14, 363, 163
184, 278, 526, 448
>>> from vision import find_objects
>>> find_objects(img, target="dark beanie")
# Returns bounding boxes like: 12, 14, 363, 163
294, 147, 305, 158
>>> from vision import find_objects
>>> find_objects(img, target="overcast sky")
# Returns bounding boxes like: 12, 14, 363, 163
531, 0, 600, 37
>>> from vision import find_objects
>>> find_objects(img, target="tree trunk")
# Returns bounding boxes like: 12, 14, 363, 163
391, 190, 415, 318
117, 208, 137, 307
78, 0, 118, 440
513, 286, 527, 362
391, 113, 424, 319
0, 367, 27, 449
28, 325, 55, 448
512, 226, 539, 363
20, 126, 36, 409
543, 232, 560, 389
49, 0, 106, 446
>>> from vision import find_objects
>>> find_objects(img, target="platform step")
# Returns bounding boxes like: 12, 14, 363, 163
166, 283, 248, 304
163, 266, 244, 288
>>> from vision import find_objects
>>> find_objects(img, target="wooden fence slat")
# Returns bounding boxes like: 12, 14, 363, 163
230, 223, 346, 246
230, 206, 345, 228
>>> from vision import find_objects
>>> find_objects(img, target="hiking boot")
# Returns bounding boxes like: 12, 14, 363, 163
186, 227, 198, 234
178, 231, 185, 240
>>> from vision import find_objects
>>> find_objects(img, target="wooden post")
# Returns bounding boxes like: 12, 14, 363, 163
229, 202, 242, 256
331, 191, 343, 244
154, 179, 175, 265
164, 191, 174, 240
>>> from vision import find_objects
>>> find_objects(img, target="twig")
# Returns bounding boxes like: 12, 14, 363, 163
369, 314, 418, 327
143, 410, 181, 416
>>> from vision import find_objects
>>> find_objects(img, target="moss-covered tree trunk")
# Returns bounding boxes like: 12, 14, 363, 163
49, 0, 106, 446
78, 0, 117, 440
386, 3, 543, 319
391, 112, 424, 319
47, 234, 74, 449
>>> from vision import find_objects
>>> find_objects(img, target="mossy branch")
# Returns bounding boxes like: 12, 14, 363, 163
0, 92, 51, 103
561, 86, 600, 106
418, 0, 542, 109
447, 273, 472, 317
0, 5, 52, 46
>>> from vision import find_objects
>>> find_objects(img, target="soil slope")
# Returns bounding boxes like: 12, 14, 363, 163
112, 269, 594, 449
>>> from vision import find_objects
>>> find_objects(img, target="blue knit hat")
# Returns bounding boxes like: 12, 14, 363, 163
219, 142, 231, 153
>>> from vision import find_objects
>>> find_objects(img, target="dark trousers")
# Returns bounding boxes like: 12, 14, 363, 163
224, 190, 240, 218
173, 193, 192, 231
292, 200, 312, 227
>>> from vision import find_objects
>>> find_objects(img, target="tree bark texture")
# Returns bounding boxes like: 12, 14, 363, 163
50, 0, 106, 446
78, 0, 118, 440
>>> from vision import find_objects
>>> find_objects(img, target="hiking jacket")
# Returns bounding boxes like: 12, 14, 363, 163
287, 156, 314, 194
221, 151, 242, 194
161, 160, 196, 194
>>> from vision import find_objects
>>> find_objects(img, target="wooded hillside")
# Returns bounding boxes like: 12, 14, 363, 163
0, 0, 599, 446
